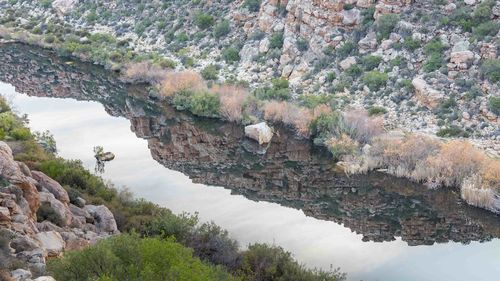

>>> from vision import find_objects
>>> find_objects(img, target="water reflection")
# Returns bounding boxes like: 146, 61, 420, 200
0, 43, 499, 248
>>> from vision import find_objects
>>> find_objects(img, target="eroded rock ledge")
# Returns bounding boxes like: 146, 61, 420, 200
0, 141, 118, 280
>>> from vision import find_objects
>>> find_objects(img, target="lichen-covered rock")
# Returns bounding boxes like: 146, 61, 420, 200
245, 122, 274, 145
51, 0, 77, 15
36, 231, 65, 257
31, 171, 70, 204
83, 205, 119, 234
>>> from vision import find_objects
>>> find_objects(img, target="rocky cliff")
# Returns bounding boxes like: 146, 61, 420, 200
1, 44, 499, 248
0, 141, 118, 280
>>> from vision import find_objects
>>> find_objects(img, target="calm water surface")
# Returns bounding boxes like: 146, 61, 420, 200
1, 43, 499, 281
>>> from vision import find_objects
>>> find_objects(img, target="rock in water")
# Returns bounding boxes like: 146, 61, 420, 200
96, 152, 115, 162
244, 122, 273, 145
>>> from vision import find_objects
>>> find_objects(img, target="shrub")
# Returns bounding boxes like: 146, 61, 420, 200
368, 106, 387, 116
436, 126, 469, 138
403, 37, 421, 50
326, 72, 336, 82
213, 20, 231, 38
122, 62, 168, 84
488, 96, 500, 115
222, 47, 240, 63
10, 127, 31, 140
263, 101, 313, 137
201, 64, 219, 80
345, 64, 363, 77
424, 38, 445, 55
189, 91, 221, 117
194, 13, 214, 29
240, 244, 345, 281
481, 59, 500, 82
361, 55, 382, 71
212, 84, 248, 122
243, 0, 261, 12
299, 94, 333, 109
159, 71, 206, 97
326, 134, 359, 159
336, 41, 356, 59
269, 32, 284, 49
296, 38, 309, 52
423, 53, 444, 72
362, 71, 388, 91
474, 21, 500, 39
377, 14, 399, 40
255, 78, 291, 101
47, 235, 233, 281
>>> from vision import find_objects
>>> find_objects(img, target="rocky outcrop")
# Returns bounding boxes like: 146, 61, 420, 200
244, 122, 274, 145
411, 77, 444, 109
51, 0, 77, 15
0, 141, 119, 279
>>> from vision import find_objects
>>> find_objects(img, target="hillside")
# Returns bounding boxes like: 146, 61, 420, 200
0, 0, 498, 153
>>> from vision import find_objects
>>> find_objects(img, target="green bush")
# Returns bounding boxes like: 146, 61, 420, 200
489, 96, 500, 115
269, 32, 284, 49
213, 20, 231, 38
299, 94, 333, 108
362, 71, 388, 91
194, 13, 214, 29
368, 106, 387, 116
345, 64, 363, 77
423, 53, 444, 72
336, 41, 357, 59
255, 78, 291, 100
222, 47, 240, 63
243, 0, 262, 12
326, 72, 336, 82
403, 37, 421, 50
201, 64, 219, 80
377, 14, 399, 40
240, 244, 345, 281
40, 0, 53, 8
361, 55, 382, 71
47, 234, 233, 281
474, 21, 500, 39
296, 38, 309, 52
436, 126, 469, 138
424, 39, 445, 55
189, 91, 221, 117
10, 127, 31, 140
480, 59, 500, 83
0, 97, 10, 114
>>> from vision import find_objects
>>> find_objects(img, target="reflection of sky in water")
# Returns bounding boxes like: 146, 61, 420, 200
2, 82, 499, 281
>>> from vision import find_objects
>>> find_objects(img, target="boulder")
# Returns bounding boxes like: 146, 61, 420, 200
52, 0, 77, 15
359, 32, 377, 50
34, 277, 57, 281
450, 50, 474, 65
36, 231, 65, 257
83, 205, 119, 234
96, 152, 115, 162
339, 56, 357, 70
39, 192, 73, 227
244, 122, 274, 145
412, 77, 444, 109
342, 8, 361, 26
31, 171, 70, 204
10, 269, 31, 281
0, 206, 10, 223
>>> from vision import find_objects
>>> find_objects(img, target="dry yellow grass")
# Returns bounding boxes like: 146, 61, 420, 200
159, 71, 206, 97
212, 84, 248, 122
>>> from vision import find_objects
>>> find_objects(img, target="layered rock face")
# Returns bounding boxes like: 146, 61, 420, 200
0, 142, 118, 279
1, 42, 500, 247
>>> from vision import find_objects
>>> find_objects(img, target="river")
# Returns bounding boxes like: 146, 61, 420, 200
1, 43, 499, 281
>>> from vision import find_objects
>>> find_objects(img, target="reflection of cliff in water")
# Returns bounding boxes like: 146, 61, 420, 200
1, 43, 499, 246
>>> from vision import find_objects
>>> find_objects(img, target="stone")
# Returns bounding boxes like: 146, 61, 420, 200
342, 8, 361, 26
36, 231, 65, 257
464, 0, 475, 5
359, 32, 377, 50
34, 277, 57, 281
259, 38, 270, 53
244, 122, 274, 145
52, 0, 78, 15
84, 205, 119, 234
340, 56, 357, 70
31, 171, 70, 204
10, 269, 32, 281
412, 77, 444, 109
96, 152, 115, 162
450, 50, 474, 65
452, 41, 470, 52
0, 206, 11, 223
444, 3, 456, 13
39, 192, 72, 227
